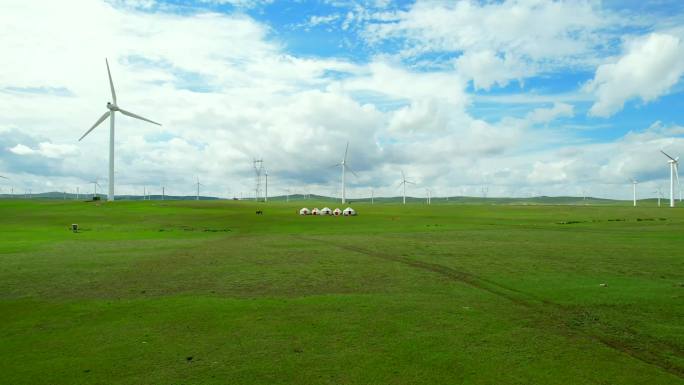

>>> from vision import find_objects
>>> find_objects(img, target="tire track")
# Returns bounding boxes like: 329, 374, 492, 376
294, 235, 684, 379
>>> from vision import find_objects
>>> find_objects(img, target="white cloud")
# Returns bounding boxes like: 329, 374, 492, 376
586, 33, 684, 117
308, 14, 340, 27
455, 50, 529, 90
363, 0, 610, 78
9, 142, 79, 158
527, 103, 574, 124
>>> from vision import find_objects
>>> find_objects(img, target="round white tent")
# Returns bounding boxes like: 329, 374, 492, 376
333, 208, 342, 216
343, 207, 356, 216
311, 208, 320, 215
321, 207, 332, 215
299, 208, 310, 215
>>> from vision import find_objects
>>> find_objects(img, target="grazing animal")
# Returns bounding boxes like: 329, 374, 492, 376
256, 210, 263, 215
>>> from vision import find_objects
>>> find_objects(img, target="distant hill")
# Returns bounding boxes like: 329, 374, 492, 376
0, 192, 654, 206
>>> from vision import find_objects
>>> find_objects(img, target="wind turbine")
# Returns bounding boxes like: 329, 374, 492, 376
631, 179, 638, 207
195, 177, 203, 201
398, 171, 415, 205
660, 150, 680, 208
91, 180, 101, 199
425, 188, 432, 205
334, 142, 358, 204
78, 59, 161, 202
654, 187, 663, 207
265, 170, 268, 202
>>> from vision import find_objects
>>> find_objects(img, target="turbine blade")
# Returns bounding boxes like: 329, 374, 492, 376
79, 111, 110, 141
0, 175, 7, 179
660, 150, 676, 161
676, 163, 680, 188
346, 164, 359, 178
344, 142, 349, 163
106, 58, 117, 104
118, 108, 161, 126
407, 181, 416, 185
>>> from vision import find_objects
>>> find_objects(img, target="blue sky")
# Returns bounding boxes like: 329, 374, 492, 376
0, 0, 683, 199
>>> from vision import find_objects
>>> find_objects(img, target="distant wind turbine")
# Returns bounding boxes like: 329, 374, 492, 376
654, 187, 663, 207
631, 179, 638, 207
334, 142, 358, 204
660, 150, 680, 208
91, 180, 101, 199
398, 171, 415, 205
195, 177, 203, 201
78, 58, 161, 202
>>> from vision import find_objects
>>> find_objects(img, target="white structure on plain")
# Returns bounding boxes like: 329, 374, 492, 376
398, 171, 415, 205
631, 179, 638, 207
79, 58, 161, 202
320, 207, 332, 215
299, 207, 310, 215
253, 159, 264, 202
195, 176, 203, 201
660, 150, 680, 208
334, 142, 358, 204
311, 208, 320, 215
343, 207, 356, 216
333, 208, 342, 216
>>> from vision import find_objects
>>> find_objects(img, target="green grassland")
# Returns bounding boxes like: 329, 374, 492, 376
1, 199, 683, 384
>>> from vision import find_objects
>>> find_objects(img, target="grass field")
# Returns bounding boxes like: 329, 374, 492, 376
1, 199, 683, 384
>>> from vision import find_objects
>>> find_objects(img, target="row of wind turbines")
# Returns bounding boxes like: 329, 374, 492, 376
630, 150, 680, 208
3, 59, 680, 206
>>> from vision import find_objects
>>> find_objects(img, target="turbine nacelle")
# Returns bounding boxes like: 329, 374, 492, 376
107, 102, 119, 111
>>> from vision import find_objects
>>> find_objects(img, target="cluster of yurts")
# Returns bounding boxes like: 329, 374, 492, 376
299, 207, 357, 216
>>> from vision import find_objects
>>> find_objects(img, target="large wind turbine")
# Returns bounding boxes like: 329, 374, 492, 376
660, 150, 680, 208
335, 142, 358, 204
398, 171, 415, 205
79, 59, 161, 202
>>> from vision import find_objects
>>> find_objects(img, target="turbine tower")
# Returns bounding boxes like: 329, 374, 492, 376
334, 142, 358, 204
265, 170, 268, 202
632, 179, 638, 207
398, 171, 415, 205
660, 150, 680, 208
79, 59, 161, 202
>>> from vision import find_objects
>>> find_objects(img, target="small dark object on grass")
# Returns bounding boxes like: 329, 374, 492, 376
186, 356, 193, 362
256, 210, 263, 215
71, 224, 79, 233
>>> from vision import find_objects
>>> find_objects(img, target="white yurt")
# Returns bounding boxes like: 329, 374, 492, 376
320, 207, 332, 215
343, 207, 356, 216
311, 208, 320, 215
333, 208, 342, 216
299, 208, 310, 215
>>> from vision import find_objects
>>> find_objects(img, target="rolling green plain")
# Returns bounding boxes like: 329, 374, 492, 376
1, 199, 683, 384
